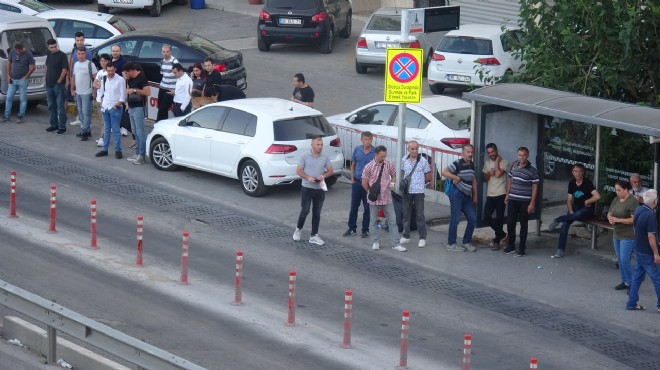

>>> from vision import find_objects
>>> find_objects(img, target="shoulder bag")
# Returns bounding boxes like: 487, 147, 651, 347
399, 156, 420, 195
368, 163, 385, 202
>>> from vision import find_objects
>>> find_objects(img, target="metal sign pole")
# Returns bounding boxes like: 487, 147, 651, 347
395, 10, 411, 193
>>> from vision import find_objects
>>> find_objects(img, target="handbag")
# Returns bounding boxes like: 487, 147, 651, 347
127, 92, 143, 106
444, 178, 453, 194
399, 156, 420, 195
368, 163, 385, 202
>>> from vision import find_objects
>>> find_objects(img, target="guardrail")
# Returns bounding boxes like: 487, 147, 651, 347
0, 279, 206, 370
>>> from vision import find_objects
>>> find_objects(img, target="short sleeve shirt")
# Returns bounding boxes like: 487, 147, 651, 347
351, 145, 375, 180
482, 157, 509, 197
45, 50, 68, 87
633, 205, 658, 255
608, 195, 638, 240
447, 158, 475, 196
72, 60, 97, 95
568, 178, 595, 209
293, 85, 314, 104
298, 152, 331, 189
362, 159, 395, 205
127, 72, 149, 108
508, 160, 540, 201
401, 155, 431, 194
8, 49, 35, 79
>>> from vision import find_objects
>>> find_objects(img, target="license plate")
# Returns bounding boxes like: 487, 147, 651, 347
113, 0, 133, 3
278, 18, 301, 25
28, 77, 41, 84
448, 75, 471, 82
375, 42, 400, 49
236, 78, 245, 86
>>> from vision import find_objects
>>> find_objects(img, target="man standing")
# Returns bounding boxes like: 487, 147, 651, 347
625, 189, 660, 312
504, 147, 540, 257
442, 144, 478, 252
362, 146, 406, 252
203, 57, 223, 100
291, 73, 314, 107
629, 173, 648, 204
95, 62, 125, 159
70, 47, 97, 140
293, 136, 334, 246
482, 143, 509, 250
67, 32, 92, 126
111, 44, 126, 75
123, 63, 150, 165
400, 141, 431, 248
343, 131, 375, 238
548, 163, 601, 258
2, 42, 35, 124
92, 54, 111, 146
171, 63, 192, 117
157, 44, 178, 121
44, 39, 68, 134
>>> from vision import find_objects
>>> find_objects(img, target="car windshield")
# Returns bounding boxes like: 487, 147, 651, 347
268, 0, 320, 10
438, 36, 493, 55
109, 17, 135, 33
432, 107, 471, 130
184, 33, 225, 55
20, 0, 54, 12
273, 116, 335, 141
1, 27, 52, 57
366, 14, 401, 31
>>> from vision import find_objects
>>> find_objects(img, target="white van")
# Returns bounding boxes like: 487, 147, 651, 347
0, 11, 55, 107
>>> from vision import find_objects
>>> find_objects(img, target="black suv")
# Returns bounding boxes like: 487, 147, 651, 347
257, 0, 352, 54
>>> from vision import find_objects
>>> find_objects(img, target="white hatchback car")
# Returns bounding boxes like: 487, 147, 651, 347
427, 24, 525, 94
37, 10, 135, 50
97, 0, 186, 17
146, 98, 344, 197
0, 0, 55, 15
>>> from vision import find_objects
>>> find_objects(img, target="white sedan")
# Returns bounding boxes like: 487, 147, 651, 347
147, 98, 344, 197
427, 24, 525, 94
327, 96, 471, 175
36, 10, 135, 50
0, 0, 55, 15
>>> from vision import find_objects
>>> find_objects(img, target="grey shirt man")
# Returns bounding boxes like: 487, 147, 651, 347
8, 47, 35, 80
299, 152, 331, 190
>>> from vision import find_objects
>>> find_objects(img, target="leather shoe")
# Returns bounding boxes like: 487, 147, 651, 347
115, 151, 123, 159
95, 151, 108, 157
614, 282, 628, 291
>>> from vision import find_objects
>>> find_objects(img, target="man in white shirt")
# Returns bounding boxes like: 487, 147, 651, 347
95, 61, 126, 159
71, 47, 97, 141
171, 63, 192, 117
92, 53, 110, 146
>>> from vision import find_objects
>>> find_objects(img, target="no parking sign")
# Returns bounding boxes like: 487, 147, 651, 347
384, 48, 423, 103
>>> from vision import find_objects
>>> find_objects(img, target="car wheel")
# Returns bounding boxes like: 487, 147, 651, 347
98, 4, 109, 13
339, 12, 352, 38
240, 160, 267, 197
429, 83, 445, 94
149, 0, 162, 17
324, 176, 338, 187
257, 38, 271, 52
355, 60, 367, 74
423, 49, 432, 78
320, 28, 333, 54
149, 137, 178, 171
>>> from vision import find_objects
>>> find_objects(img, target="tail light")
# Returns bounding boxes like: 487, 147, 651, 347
409, 40, 421, 49
476, 57, 500, 65
356, 37, 367, 49
259, 10, 270, 21
215, 63, 227, 72
311, 11, 328, 22
431, 53, 445, 61
441, 138, 470, 149
266, 144, 297, 154
329, 137, 340, 147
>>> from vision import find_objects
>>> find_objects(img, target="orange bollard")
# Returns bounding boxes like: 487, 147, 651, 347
136, 216, 144, 266
90, 200, 98, 249
462, 333, 472, 370
47, 185, 56, 233
530, 357, 538, 369
231, 250, 244, 305
180, 232, 189, 285
285, 270, 296, 327
397, 310, 410, 369
9, 171, 17, 218
340, 290, 353, 349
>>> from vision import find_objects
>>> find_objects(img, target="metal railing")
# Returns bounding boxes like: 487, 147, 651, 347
0, 279, 206, 370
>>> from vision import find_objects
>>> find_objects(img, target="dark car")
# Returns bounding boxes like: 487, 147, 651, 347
91, 31, 247, 89
257, 0, 352, 54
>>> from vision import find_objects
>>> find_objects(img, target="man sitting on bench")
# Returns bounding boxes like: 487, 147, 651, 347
548, 163, 601, 258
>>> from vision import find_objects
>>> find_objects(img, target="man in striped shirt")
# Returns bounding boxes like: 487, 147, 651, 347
157, 44, 178, 121
442, 144, 478, 252
504, 147, 540, 256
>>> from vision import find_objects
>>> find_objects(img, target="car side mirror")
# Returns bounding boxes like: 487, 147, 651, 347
348, 114, 357, 123
178, 119, 188, 127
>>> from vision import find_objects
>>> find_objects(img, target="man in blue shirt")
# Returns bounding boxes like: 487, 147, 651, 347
2, 42, 35, 123
343, 131, 375, 238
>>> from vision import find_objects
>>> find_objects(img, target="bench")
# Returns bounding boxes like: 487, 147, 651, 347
582, 217, 614, 249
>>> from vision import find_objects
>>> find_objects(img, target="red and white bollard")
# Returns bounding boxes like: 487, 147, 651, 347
530, 357, 538, 369
462, 333, 472, 370
9, 170, 17, 218
231, 250, 244, 305
136, 216, 144, 266
180, 231, 189, 285
285, 270, 296, 327
340, 290, 353, 349
47, 185, 57, 233
397, 310, 410, 369
90, 200, 98, 249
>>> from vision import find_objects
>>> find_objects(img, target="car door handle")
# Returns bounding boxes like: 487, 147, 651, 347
204, 135, 212, 138
412, 136, 422, 140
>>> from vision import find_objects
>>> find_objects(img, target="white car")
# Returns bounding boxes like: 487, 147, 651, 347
0, 0, 55, 15
327, 96, 471, 175
427, 24, 525, 94
36, 10, 135, 50
98, 0, 186, 17
146, 98, 345, 197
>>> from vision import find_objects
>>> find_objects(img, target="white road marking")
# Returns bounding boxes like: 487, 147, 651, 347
214, 37, 258, 50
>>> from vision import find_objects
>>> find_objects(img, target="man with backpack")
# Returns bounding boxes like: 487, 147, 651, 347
70, 47, 97, 139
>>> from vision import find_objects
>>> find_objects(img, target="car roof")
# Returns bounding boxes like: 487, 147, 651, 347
366, 96, 470, 112
0, 9, 50, 24
214, 98, 322, 120
446, 24, 519, 38
113, 30, 202, 43
37, 9, 114, 22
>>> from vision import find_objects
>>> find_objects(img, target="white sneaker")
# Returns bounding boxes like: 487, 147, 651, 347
96, 138, 104, 147
418, 239, 426, 248
309, 235, 325, 245
292, 228, 301, 241
69, 119, 81, 126
133, 155, 145, 165
126, 154, 138, 162
120, 127, 129, 136
400, 237, 411, 244
446, 244, 466, 252
372, 242, 380, 250
392, 245, 407, 252
463, 243, 477, 252
548, 220, 560, 232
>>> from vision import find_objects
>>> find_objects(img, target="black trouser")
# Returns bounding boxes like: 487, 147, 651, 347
484, 194, 507, 242
507, 199, 530, 253
173, 102, 191, 117
157, 88, 174, 121
297, 187, 325, 236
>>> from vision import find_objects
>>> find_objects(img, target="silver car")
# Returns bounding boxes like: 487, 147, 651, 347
355, 7, 446, 75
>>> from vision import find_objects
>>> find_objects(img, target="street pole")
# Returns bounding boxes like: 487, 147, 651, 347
395, 9, 411, 194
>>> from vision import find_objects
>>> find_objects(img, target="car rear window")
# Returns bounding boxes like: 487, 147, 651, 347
19, 0, 54, 12
438, 36, 493, 55
273, 116, 335, 141
432, 108, 471, 131
184, 33, 224, 55
1, 28, 51, 57
109, 17, 135, 33
267, 0, 321, 11
366, 14, 401, 31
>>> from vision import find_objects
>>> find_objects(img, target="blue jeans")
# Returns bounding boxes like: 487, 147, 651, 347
102, 107, 123, 153
347, 181, 370, 233
626, 252, 660, 310
76, 94, 93, 134
4, 78, 28, 118
556, 206, 594, 251
369, 203, 399, 247
296, 187, 325, 236
613, 239, 634, 286
448, 186, 476, 245
128, 106, 146, 157
403, 193, 426, 239
46, 84, 67, 129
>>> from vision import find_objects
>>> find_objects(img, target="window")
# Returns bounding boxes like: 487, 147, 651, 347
439, 36, 492, 55
0, 4, 20, 13
96, 39, 135, 57
58, 20, 96, 40
1, 28, 52, 57
432, 108, 471, 130
138, 40, 163, 59
349, 104, 396, 126
219, 108, 256, 136
95, 27, 112, 40
366, 14, 401, 32
404, 109, 430, 129
267, 0, 321, 11
186, 106, 226, 130
273, 116, 335, 141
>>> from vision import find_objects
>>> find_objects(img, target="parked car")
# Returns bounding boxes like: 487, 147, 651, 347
91, 31, 247, 89
36, 10, 135, 50
427, 24, 525, 94
97, 0, 186, 17
355, 7, 445, 75
327, 96, 471, 175
257, 0, 352, 54
146, 98, 344, 197
0, 0, 55, 15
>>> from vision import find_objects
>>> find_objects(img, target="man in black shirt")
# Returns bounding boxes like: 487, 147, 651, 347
45, 39, 68, 133
123, 63, 150, 165
203, 57, 223, 100
291, 73, 314, 107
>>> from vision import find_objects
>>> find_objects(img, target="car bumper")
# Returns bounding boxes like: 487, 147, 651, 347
355, 49, 386, 66
427, 64, 508, 87
258, 25, 329, 44
261, 154, 344, 186
222, 67, 247, 90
